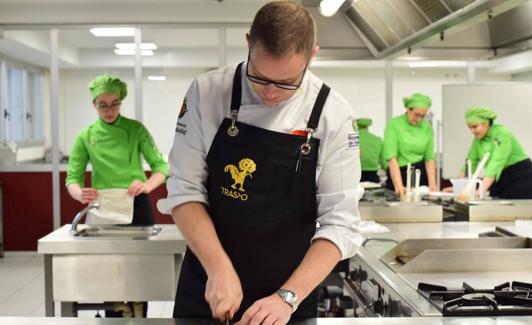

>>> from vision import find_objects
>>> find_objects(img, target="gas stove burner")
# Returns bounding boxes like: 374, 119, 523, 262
461, 293, 496, 302
418, 281, 532, 316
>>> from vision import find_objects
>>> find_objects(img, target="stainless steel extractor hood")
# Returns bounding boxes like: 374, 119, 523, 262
342, 0, 528, 59
303, 0, 530, 59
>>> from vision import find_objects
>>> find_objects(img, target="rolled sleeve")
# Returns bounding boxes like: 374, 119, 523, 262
66, 133, 89, 187
157, 79, 209, 214
312, 114, 363, 260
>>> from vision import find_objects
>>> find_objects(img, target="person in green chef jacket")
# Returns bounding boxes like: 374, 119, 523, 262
383, 93, 437, 194
456, 106, 532, 199
65, 74, 169, 317
357, 118, 385, 183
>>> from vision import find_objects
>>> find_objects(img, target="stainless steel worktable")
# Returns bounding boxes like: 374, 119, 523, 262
37, 221, 528, 318
2, 317, 532, 324
354, 221, 532, 317
38, 224, 186, 317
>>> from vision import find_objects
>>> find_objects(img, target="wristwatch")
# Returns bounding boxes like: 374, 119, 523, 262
276, 288, 298, 312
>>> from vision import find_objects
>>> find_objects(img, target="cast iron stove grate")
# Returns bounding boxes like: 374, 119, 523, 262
417, 281, 532, 316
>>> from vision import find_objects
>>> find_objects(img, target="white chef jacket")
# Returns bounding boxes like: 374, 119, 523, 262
158, 63, 363, 260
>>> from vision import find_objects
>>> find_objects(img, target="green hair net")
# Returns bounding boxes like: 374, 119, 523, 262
465, 106, 497, 124
89, 74, 128, 101
356, 118, 372, 128
403, 93, 431, 110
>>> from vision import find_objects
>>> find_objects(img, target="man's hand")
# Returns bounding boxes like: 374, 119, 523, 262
80, 188, 99, 204
127, 180, 149, 196
205, 265, 243, 321
235, 294, 292, 325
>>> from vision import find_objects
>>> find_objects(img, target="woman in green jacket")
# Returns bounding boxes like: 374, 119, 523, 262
357, 118, 384, 183
66, 74, 169, 225
383, 93, 437, 194
460, 107, 532, 199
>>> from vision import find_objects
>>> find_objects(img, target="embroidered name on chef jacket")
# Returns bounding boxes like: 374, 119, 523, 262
347, 133, 359, 149
175, 97, 188, 135
221, 158, 256, 201
348, 120, 359, 150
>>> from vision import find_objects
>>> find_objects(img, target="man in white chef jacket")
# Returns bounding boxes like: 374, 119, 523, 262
158, 1, 362, 324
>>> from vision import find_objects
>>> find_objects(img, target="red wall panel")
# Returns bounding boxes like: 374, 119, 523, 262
1, 171, 173, 251
0, 172, 54, 251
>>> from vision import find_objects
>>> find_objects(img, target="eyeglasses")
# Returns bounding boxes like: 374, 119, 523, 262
96, 101, 121, 111
408, 109, 427, 119
245, 52, 308, 91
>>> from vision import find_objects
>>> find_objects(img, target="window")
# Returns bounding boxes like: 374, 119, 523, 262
6, 64, 24, 143
0, 59, 44, 145
27, 70, 44, 142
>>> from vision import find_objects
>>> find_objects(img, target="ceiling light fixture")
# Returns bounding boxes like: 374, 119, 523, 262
90, 27, 135, 37
115, 42, 158, 50
114, 49, 154, 56
409, 61, 467, 68
148, 76, 166, 81
319, 0, 351, 17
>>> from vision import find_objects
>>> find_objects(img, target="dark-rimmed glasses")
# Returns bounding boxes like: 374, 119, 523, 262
245, 52, 308, 91
96, 101, 121, 111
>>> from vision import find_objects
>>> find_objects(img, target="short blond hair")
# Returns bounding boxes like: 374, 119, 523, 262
249, 1, 317, 58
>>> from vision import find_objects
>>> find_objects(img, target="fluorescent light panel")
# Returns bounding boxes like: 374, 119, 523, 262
114, 49, 154, 56
90, 27, 135, 37
115, 42, 158, 50
148, 76, 166, 81
409, 61, 467, 68
319, 0, 345, 17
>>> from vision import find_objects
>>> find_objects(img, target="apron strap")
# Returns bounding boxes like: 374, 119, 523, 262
231, 62, 245, 112
306, 83, 330, 130
230, 63, 330, 134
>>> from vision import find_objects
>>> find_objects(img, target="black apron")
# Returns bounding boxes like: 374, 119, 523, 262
490, 159, 532, 199
385, 160, 428, 191
130, 193, 155, 225
173, 63, 330, 319
361, 170, 380, 183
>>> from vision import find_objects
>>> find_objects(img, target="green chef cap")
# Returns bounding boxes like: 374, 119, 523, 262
356, 118, 372, 128
465, 106, 497, 124
403, 93, 432, 110
89, 74, 128, 101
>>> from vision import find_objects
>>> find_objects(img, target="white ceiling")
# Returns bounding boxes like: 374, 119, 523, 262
58, 28, 249, 49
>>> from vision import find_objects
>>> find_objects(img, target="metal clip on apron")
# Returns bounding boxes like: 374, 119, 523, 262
173, 62, 330, 319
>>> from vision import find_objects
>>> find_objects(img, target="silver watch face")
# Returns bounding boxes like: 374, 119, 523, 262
284, 291, 297, 305
278, 289, 298, 307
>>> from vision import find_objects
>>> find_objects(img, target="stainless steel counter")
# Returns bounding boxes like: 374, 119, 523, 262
37, 221, 530, 319
352, 221, 532, 317
37, 224, 186, 317
454, 200, 532, 222
38, 224, 186, 254
363, 221, 516, 257
359, 201, 442, 223
2, 317, 532, 324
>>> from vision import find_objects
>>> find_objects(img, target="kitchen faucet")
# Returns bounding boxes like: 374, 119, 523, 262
70, 203, 100, 235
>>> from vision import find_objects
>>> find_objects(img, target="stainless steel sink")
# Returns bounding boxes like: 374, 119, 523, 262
73, 226, 162, 238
